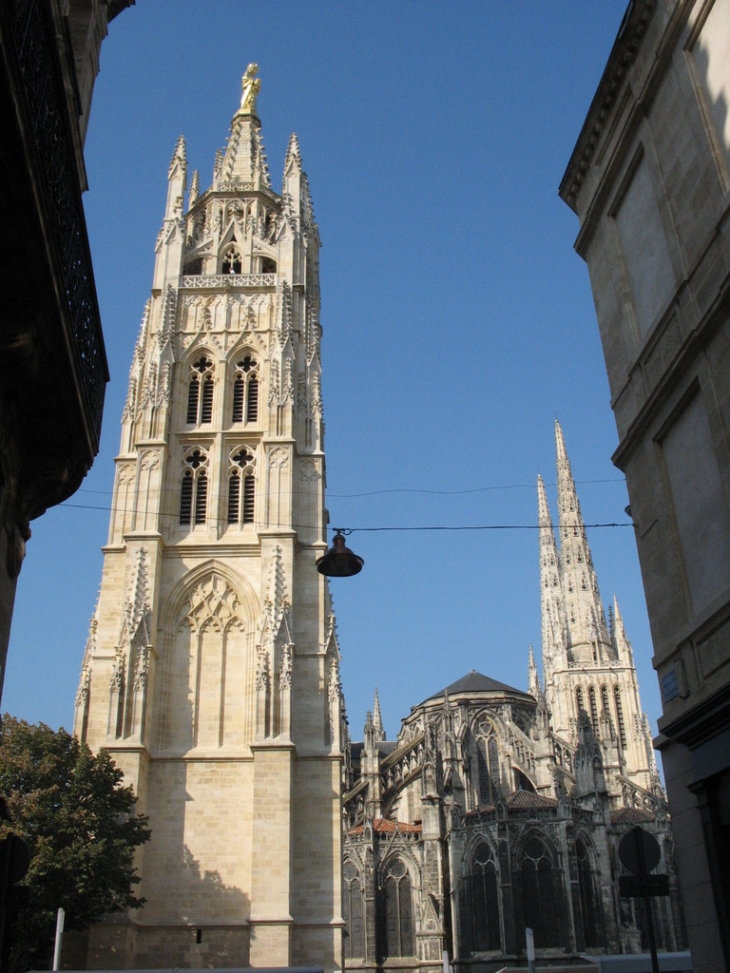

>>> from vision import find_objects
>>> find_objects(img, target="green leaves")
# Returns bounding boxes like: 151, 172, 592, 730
0, 716, 150, 972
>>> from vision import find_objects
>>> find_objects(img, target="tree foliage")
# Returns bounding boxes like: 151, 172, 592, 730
0, 716, 150, 972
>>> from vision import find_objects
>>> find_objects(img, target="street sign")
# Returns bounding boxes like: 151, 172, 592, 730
619, 826, 661, 874
619, 874, 670, 898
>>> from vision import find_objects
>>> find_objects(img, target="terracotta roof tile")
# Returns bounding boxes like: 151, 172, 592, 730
347, 818, 422, 837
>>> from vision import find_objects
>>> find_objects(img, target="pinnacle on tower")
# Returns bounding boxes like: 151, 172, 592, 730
527, 645, 542, 699
372, 688, 386, 742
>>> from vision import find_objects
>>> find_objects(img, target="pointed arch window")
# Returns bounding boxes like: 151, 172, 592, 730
379, 857, 414, 959
227, 448, 256, 526
576, 838, 602, 948
575, 686, 584, 720
180, 449, 209, 526
517, 835, 563, 948
589, 686, 599, 731
232, 355, 259, 424
460, 841, 501, 953
343, 860, 365, 960
614, 686, 627, 749
221, 244, 243, 274
260, 256, 277, 274
187, 358, 214, 425
475, 722, 500, 806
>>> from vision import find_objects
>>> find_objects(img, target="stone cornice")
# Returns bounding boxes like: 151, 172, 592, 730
559, 0, 657, 213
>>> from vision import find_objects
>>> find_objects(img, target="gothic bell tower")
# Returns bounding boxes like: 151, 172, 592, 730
74, 67, 345, 970
537, 421, 660, 806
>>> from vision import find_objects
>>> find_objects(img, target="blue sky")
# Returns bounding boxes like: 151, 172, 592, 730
6, 1, 658, 745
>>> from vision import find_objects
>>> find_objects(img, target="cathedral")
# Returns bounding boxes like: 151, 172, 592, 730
73, 70, 685, 972
342, 423, 686, 971
74, 68, 345, 970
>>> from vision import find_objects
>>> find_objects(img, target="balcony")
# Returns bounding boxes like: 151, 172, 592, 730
0, 0, 109, 522
181, 273, 277, 289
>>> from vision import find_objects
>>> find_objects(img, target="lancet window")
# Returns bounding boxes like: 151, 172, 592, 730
460, 841, 501, 953
517, 835, 563, 948
232, 355, 259, 424
576, 838, 602, 948
343, 860, 365, 960
475, 726, 501, 807
186, 358, 214, 425
180, 449, 209, 526
589, 686, 599, 731
614, 686, 627, 749
379, 857, 414, 959
227, 448, 256, 526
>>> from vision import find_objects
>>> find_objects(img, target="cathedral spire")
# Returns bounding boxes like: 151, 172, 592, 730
538, 473, 563, 681
554, 420, 612, 665
372, 688, 386, 742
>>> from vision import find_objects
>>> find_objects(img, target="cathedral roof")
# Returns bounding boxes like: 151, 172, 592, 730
424, 670, 531, 703
505, 789, 558, 810
611, 807, 656, 825
347, 818, 422, 836
464, 789, 559, 819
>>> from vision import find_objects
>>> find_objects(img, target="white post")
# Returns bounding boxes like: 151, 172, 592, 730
52, 907, 65, 971
442, 950, 451, 973
526, 926, 535, 973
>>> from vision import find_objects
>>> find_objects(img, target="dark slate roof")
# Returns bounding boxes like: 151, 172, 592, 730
424, 669, 531, 704
505, 789, 558, 811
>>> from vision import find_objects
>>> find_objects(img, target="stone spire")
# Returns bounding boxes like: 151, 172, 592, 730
164, 135, 187, 221
611, 596, 634, 663
527, 645, 541, 698
537, 472, 563, 682
554, 420, 612, 665
372, 688, 386, 742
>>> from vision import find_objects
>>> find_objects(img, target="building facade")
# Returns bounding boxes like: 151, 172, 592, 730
560, 2, 730, 970
343, 424, 684, 973
0, 0, 130, 702
74, 71, 345, 970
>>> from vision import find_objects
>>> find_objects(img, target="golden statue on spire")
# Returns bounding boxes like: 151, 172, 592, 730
240, 63, 261, 114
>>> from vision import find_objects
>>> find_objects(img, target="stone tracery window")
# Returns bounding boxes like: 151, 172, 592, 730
379, 857, 414, 959
221, 244, 243, 274
460, 840, 501, 953
227, 448, 256, 526
576, 837, 602, 948
180, 448, 209, 526
614, 686, 627, 749
475, 721, 501, 806
517, 834, 563, 948
343, 859, 365, 960
187, 357, 214, 425
232, 355, 259, 424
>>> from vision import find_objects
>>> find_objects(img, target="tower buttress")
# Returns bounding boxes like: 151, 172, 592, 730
372, 687, 386, 742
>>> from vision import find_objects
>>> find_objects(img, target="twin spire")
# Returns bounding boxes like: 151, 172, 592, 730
537, 421, 630, 680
